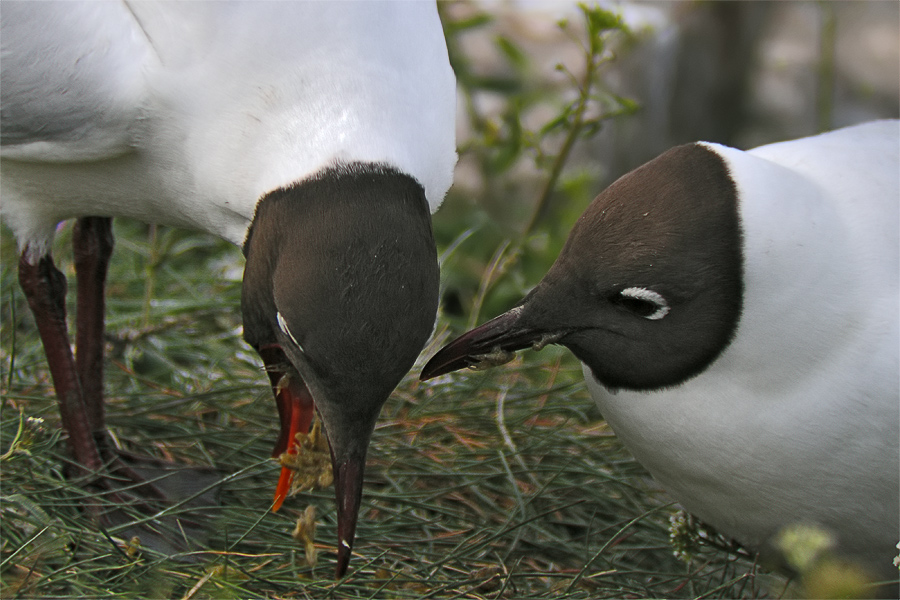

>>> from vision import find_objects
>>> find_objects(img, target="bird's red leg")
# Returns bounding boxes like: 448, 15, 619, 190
21, 222, 167, 503
72, 217, 114, 445
21, 223, 214, 550
18, 248, 103, 477
71, 217, 173, 502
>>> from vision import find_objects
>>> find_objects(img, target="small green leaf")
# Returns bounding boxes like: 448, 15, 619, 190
539, 111, 572, 137
444, 13, 493, 34
580, 4, 625, 34
495, 35, 528, 70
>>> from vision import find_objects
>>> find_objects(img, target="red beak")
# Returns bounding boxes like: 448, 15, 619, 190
258, 345, 315, 511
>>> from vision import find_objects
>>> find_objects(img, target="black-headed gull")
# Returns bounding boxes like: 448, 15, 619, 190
2, 0, 456, 577
422, 121, 899, 589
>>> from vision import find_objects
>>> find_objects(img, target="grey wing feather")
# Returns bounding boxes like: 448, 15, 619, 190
1, 1, 153, 160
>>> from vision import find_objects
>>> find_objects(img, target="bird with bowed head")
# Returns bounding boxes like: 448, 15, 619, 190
2, 0, 456, 577
423, 121, 899, 592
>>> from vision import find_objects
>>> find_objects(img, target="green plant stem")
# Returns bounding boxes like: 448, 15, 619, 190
467, 240, 513, 330
142, 224, 159, 328
816, 1, 836, 133
6, 284, 16, 391
522, 32, 601, 238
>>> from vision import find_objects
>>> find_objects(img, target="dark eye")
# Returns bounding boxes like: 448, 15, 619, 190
611, 287, 670, 320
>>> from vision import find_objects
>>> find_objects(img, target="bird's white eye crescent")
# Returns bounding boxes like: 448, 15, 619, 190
620, 287, 670, 320
276, 311, 305, 352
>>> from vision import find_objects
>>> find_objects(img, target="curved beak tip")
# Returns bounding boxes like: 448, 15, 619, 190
419, 352, 458, 380
332, 454, 365, 578
420, 308, 533, 380
335, 539, 352, 578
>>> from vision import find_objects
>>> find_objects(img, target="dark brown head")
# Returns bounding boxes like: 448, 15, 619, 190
422, 144, 743, 391
242, 163, 439, 576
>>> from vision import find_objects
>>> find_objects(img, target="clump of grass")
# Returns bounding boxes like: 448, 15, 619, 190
0, 222, 784, 598
1, 318, 781, 598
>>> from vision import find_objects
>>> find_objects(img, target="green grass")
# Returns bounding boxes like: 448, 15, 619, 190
0, 226, 787, 600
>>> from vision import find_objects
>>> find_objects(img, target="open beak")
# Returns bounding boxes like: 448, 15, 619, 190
257, 345, 315, 511
421, 306, 563, 380
258, 344, 370, 578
